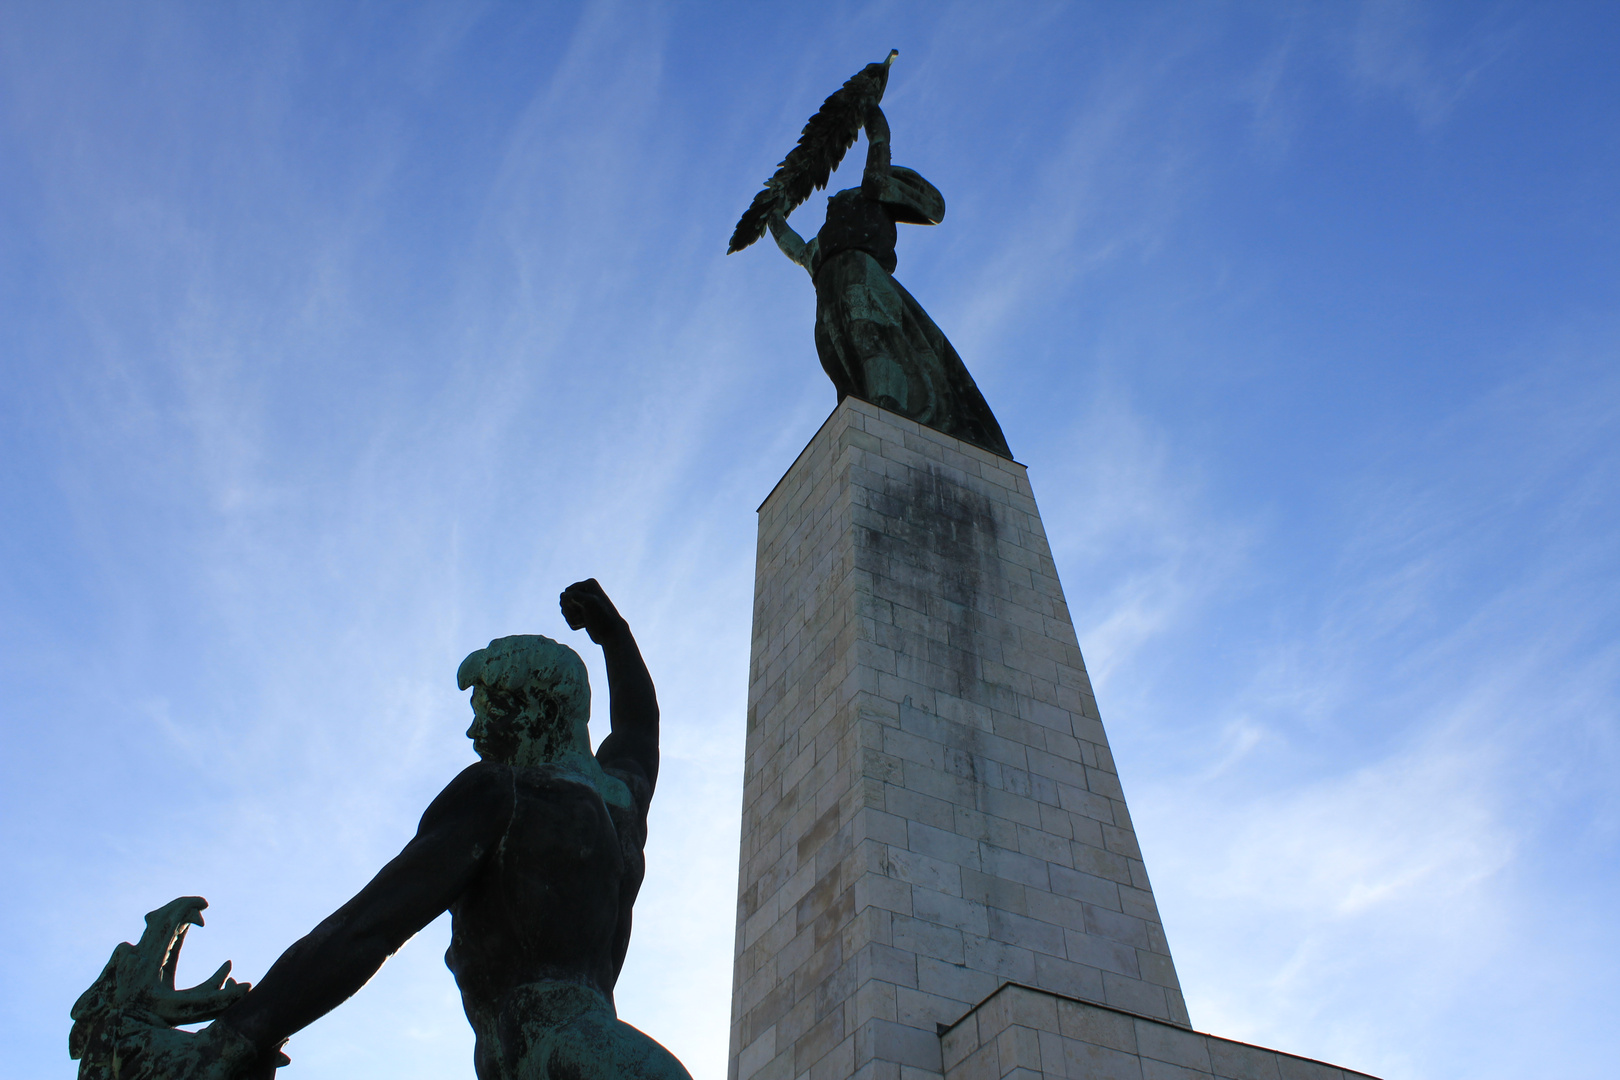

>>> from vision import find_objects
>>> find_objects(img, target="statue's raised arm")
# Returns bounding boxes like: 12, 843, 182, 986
729, 51, 1011, 459
727, 50, 897, 256
767, 207, 808, 267
860, 100, 891, 197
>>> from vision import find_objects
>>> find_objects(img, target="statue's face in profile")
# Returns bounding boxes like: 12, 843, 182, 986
467, 682, 584, 766
466, 685, 523, 763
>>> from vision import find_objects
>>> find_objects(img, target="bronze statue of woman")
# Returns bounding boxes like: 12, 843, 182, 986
730, 53, 1011, 459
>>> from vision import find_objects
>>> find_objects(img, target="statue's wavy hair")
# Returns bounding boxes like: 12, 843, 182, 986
457, 635, 590, 760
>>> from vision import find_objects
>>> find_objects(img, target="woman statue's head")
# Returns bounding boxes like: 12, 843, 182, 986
826, 167, 944, 227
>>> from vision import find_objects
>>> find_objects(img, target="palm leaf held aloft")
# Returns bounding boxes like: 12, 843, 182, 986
728, 51, 897, 254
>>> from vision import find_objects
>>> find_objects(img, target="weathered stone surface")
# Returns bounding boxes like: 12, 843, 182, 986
729, 399, 1383, 1080
939, 985, 1383, 1080
729, 399, 1185, 1080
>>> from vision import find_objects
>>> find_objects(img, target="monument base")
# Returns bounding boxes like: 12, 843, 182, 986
730, 398, 1380, 1080
943, 983, 1379, 1080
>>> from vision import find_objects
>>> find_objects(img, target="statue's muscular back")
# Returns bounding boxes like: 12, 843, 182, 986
153, 583, 691, 1079
444, 759, 650, 1029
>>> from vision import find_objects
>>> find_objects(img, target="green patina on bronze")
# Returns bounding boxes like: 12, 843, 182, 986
72, 581, 692, 1080
69, 898, 269, 1080
731, 51, 1014, 459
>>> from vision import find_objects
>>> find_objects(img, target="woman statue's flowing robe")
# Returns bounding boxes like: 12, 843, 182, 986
769, 116, 1012, 459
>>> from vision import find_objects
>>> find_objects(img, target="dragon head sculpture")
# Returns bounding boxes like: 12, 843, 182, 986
70, 896, 257, 1079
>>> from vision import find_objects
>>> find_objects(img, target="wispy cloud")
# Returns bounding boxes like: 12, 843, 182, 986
1115, 334, 1620, 1077
3, 6, 1616, 1080
1346, 0, 1520, 127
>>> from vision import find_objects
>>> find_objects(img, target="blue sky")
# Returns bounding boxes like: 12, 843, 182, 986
2, 3, 1617, 1078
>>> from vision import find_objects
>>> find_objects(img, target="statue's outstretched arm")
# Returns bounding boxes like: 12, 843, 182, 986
213, 763, 511, 1056
561, 579, 661, 791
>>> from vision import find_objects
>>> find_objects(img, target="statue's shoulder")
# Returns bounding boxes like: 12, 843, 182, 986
601, 760, 653, 817
421, 760, 515, 827
445, 758, 514, 789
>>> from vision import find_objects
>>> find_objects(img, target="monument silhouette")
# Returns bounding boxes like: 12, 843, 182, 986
70, 51, 1384, 1080
724, 54, 1381, 1080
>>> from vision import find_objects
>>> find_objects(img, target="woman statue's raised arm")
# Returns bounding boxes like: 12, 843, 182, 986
861, 105, 892, 198
768, 207, 809, 268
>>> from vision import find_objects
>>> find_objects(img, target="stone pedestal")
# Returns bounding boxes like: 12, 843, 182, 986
942, 985, 1380, 1080
726, 398, 1379, 1080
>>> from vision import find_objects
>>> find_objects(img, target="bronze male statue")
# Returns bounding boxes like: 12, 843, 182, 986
71, 579, 693, 1080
